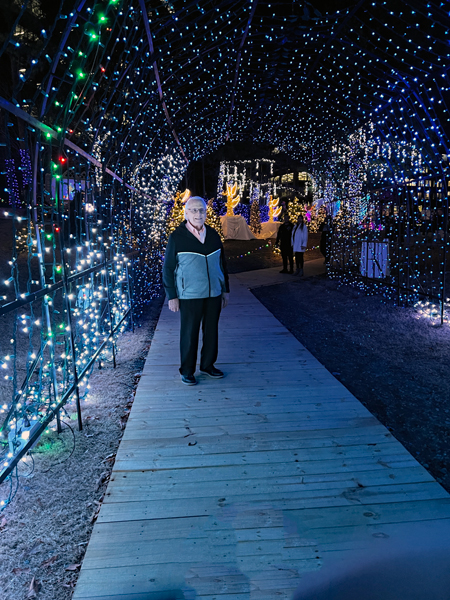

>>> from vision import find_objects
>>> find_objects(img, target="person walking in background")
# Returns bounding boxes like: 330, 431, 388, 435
292, 214, 308, 276
276, 212, 294, 274
319, 210, 332, 265
163, 196, 230, 386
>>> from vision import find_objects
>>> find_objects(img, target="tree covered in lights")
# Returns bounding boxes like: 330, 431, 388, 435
330, 201, 360, 272
287, 198, 326, 233
212, 195, 226, 217
166, 190, 187, 236
235, 202, 251, 224
250, 198, 262, 235
309, 205, 327, 233
288, 198, 303, 224
206, 199, 224, 240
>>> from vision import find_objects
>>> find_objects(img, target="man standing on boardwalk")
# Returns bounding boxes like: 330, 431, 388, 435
163, 196, 230, 386
276, 212, 294, 273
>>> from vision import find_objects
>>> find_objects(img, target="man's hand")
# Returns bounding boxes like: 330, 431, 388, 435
168, 298, 180, 312
222, 293, 229, 309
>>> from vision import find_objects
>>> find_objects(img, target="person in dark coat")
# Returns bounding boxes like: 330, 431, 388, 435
163, 196, 230, 386
276, 213, 294, 273
319, 210, 333, 265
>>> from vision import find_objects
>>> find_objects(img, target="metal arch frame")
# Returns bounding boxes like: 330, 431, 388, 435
0, 96, 153, 196
0, 103, 141, 488
225, 0, 259, 141
138, 0, 188, 164
39, 0, 89, 120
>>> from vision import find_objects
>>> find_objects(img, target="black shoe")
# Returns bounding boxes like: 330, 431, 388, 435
279, 269, 288, 273
200, 367, 224, 379
181, 374, 197, 386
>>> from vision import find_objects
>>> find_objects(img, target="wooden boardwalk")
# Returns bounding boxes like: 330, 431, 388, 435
73, 268, 450, 600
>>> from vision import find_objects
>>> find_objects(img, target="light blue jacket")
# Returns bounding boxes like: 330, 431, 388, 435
175, 249, 226, 299
163, 223, 229, 300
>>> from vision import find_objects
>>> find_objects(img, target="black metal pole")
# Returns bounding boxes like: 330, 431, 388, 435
440, 169, 449, 324
57, 174, 83, 432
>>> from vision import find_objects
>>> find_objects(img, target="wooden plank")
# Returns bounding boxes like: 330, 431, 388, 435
73, 559, 319, 599
84, 511, 450, 556
82, 531, 432, 572
135, 371, 339, 386
122, 407, 370, 430
105, 467, 435, 503
142, 364, 332, 372
132, 386, 353, 401
127, 397, 369, 417
140, 359, 329, 369
97, 482, 449, 523
143, 353, 317, 365
115, 416, 382, 438
121, 428, 392, 448
109, 456, 421, 486
95, 495, 450, 532
113, 441, 406, 469
107, 464, 432, 490
132, 387, 355, 401
129, 397, 366, 413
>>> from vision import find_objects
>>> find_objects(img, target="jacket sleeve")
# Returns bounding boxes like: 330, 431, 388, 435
220, 242, 230, 293
162, 233, 178, 300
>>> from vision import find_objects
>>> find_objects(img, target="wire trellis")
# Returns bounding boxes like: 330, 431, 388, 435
0, 101, 151, 505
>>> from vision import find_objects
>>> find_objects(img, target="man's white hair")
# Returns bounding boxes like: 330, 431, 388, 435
185, 196, 207, 211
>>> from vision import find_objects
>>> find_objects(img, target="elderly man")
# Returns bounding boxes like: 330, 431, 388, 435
163, 196, 230, 385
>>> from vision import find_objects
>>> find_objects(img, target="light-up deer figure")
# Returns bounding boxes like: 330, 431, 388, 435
268, 196, 282, 222
223, 182, 240, 216
181, 188, 191, 204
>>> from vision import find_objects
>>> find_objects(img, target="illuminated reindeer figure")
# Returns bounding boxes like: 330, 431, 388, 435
181, 188, 191, 204
222, 182, 240, 216
268, 196, 282, 222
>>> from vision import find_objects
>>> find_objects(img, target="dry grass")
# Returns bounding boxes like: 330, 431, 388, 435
0, 298, 163, 600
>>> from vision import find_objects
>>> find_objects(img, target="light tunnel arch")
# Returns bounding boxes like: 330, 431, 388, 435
0, 0, 449, 499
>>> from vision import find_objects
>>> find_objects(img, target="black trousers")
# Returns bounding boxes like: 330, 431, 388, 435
179, 295, 222, 376
320, 232, 330, 263
295, 251, 304, 269
281, 248, 294, 272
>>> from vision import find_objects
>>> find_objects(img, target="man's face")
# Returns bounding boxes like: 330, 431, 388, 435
185, 201, 207, 230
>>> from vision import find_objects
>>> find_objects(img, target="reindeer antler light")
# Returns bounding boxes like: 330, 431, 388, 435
268, 196, 282, 222
222, 182, 240, 216
181, 188, 191, 204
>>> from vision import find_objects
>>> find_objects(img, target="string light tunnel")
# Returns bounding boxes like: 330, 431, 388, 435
0, 0, 449, 507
